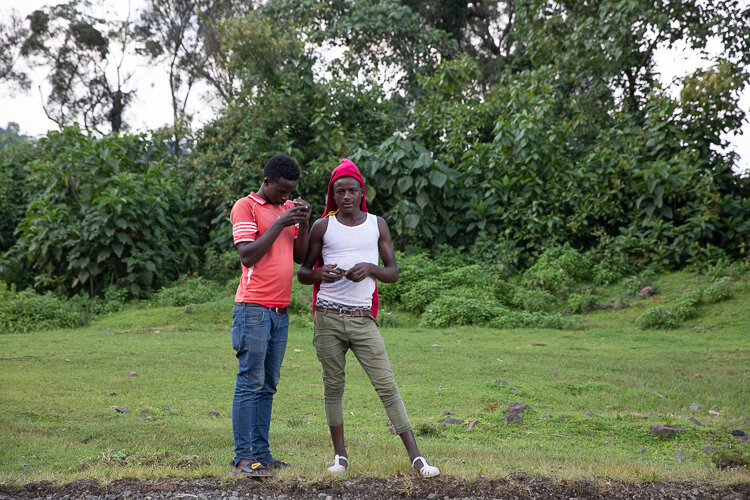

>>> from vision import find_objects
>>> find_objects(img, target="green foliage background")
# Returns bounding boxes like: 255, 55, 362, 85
1, 0, 749, 304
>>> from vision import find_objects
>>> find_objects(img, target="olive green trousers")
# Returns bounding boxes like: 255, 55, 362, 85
312, 311, 411, 434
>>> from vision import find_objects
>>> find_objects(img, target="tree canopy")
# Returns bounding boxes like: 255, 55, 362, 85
0, 0, 748, 297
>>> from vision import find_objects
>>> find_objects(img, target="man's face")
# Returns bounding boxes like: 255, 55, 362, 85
263, 177, 298, 205
332, 176, 363, 214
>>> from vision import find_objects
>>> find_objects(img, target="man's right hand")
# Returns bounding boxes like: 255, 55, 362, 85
276, 204, 310, 227
318, 263, 344, 283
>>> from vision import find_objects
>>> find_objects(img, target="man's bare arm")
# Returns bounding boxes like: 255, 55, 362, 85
297, 218, 342, 284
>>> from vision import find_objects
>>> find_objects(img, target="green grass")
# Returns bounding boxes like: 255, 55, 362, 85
0, 271, 748, 485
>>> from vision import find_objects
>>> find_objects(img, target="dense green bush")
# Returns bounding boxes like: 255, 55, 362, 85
521, 245, 591, 294
510, 288, 556, 313
201, 249, 240, 284
5, 127, 200, 297
420, 293, 506, 327
153, 276, 226, 307
637, 306, 680, 330
0, 140, 32, 253
671, 291, 702, 321
703, 277, 733, 303
489, 310, 575, 330
400, 279, 443, 315
566, 289, 597, 314
0, 283, 87, 333
378, 251, 448, 306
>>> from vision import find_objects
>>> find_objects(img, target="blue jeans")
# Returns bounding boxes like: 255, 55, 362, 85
231, 304, 289, 466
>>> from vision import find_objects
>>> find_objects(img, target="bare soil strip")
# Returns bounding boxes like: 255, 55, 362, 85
1, 476, 748, 500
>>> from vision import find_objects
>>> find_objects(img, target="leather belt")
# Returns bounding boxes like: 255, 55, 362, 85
234, 302, 288, 315
314, 305, 372, 317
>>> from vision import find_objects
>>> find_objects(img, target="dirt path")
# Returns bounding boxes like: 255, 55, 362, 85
1, 476, 749, 500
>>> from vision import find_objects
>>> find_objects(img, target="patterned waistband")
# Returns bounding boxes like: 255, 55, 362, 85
315, 297, 371, 315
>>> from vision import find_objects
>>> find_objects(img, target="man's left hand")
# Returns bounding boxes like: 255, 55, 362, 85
345, 263, 375, 282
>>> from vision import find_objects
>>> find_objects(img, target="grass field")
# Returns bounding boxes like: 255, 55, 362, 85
0, 270, 748, 485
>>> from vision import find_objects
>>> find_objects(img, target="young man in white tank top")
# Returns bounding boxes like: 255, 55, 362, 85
298, 161, 439, 478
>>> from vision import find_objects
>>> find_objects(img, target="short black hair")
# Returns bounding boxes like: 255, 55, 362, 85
264, 154, 300, 182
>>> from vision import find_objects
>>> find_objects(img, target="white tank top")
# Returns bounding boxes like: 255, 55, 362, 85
318, 213, 380, 307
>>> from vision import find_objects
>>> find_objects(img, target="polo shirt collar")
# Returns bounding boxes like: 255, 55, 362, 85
249, 192, 267, 204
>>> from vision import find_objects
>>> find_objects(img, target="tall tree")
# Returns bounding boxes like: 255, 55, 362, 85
260, 0, 458, 100
135, 0, 253, 155
20, 0, 137, 133
0, 9, 31, 94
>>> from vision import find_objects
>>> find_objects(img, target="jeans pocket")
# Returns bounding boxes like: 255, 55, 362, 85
244, 309, 264, 327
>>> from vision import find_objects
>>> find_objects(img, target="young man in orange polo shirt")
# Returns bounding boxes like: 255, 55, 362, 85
230, 155, 311, 477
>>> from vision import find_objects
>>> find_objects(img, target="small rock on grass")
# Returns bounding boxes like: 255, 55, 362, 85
115, 407, 130, 414
583, 411, 594, 417
126, 371, 139, 377
495, 379, 509, 386
507, 402, 530, 414
651, 424, 684, 436
703, 446, 719, 453
465, 419, 479, 431
734, 435, 749, 442
502, 413, 523, 424
688, 417, 702, 426
440, 417, 464, 426
689, 403, 703, 412
731, 429, 746, 436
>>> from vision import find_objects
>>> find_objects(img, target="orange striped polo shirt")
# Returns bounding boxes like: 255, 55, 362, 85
231, 192, 299, 307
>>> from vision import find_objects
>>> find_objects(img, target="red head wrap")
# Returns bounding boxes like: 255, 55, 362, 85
313, 158, 379, 317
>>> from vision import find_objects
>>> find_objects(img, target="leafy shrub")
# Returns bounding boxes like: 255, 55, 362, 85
591, 261, 623, 286
672, 290, 702, 320
378, 252, 437, 306
489, 310, 574, 330
441, 264, 499, 290
703, 277, 732, 303
493, 281, 520, 305
7, 127, 199, 297
0, 283, 87, 333
566, 288, 597, 314
621, 274, 656, 296
468, 233, 522, 273
202, 248, 240, 284
510, 288, 556, 313
0, 140, 32, 253
68, 286, 129, 317
401, 279, 443, 314
153, 276, 225, 307
704, 260, 749, 282
522, 246, 590, 294
420, 292, 505, 327
637, 306, 680, 329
